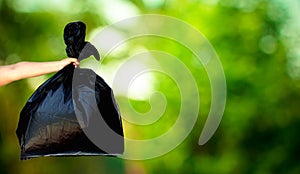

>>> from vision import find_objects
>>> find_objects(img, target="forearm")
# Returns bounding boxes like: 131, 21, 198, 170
0, 58, 78, 87
0, 61, 67, 86
12, 61, 64, 80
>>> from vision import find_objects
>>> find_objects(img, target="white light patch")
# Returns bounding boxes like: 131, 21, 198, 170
112, 50, 162, 101
82, 57, 155, 101
91, 27, 127, 55
95, 0, 140, 23
113, 59, 155, 100
128, 70, 155, 100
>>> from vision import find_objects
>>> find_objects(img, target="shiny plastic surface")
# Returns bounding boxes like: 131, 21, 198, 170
16, 21, 124, 160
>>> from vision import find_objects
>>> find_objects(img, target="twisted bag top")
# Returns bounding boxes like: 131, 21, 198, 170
16, 21, 124, 160
64, 21, 100, 60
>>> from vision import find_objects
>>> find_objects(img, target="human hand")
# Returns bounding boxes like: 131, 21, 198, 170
60, 58, 80, 68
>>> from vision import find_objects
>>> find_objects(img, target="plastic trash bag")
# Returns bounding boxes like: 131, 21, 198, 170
16, 21, 124, 160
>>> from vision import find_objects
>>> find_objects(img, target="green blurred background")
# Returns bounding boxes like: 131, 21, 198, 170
1, 0, 300, 173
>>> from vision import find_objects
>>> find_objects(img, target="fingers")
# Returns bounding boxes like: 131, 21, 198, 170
65, 58, 80, 68
73, 62, 79, 68
71, 58, 80, 68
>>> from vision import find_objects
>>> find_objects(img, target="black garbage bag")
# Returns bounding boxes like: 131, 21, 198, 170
16, 21, 124, 160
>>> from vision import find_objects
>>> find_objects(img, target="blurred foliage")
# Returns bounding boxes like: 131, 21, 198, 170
1, 0, 300, 174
